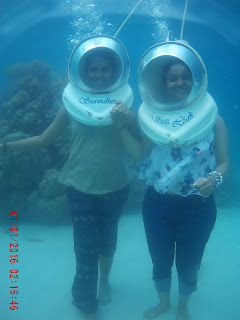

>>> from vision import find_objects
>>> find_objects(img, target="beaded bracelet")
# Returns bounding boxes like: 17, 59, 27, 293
208, 171, 223, 188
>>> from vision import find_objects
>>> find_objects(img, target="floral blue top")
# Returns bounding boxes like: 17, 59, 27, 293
139, 130, 216, 197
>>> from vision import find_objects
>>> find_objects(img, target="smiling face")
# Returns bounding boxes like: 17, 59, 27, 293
165, 62, 193, 102
86, 57, 114, 90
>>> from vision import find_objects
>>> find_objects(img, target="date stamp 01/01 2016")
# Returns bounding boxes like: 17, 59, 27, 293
9, 211, 19, 311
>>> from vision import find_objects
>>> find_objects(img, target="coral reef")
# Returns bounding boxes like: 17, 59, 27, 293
0, 60, 70, 223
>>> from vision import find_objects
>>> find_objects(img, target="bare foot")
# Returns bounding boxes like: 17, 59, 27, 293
98, 278, 111, 305
176, 305, 190, 320
144, 303, 170, 319
72, 300, 97, 320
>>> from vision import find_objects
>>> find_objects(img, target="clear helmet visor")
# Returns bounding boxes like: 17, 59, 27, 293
69, 35, 129, 94
138, 42, 207, 111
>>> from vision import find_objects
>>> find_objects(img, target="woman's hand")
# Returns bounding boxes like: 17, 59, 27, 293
193, 176, 215, 197
110, 101, 129, 129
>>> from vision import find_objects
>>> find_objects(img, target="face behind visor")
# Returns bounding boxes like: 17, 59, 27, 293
69, 35, 130, 94
79, 48, 120, 93
162, 58, 193, 106
138, 41, 207, 111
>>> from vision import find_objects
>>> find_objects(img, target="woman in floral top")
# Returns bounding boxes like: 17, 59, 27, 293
113, 55, 229, 320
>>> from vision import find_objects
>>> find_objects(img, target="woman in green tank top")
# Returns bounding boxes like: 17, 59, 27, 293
0, 48, 140, 320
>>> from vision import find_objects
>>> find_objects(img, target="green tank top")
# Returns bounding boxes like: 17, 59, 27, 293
58, 120, 131, 194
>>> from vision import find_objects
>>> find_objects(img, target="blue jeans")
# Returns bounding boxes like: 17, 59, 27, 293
66, 185, 129, 314
142, 187, 217, 296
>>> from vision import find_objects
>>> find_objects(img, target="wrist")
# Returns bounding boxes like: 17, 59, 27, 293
118, 123, 127, 130
207, 171, 223, 188
118, 125, 129, 136
114, 121, 127, 130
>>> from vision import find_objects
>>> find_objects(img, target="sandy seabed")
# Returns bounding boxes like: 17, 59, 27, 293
1, 207, 240, 320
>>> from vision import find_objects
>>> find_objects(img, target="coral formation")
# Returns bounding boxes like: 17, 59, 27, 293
0, 60, 70, 223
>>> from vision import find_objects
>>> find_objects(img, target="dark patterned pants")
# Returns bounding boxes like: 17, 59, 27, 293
66, 185, 129, 313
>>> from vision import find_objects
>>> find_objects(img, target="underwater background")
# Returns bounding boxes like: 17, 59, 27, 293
1, 0, 240, 319
0, 0, 239, 220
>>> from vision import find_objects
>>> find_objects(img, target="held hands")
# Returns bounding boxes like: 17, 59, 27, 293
110, 101, 129, 129
193, 176, 216, 197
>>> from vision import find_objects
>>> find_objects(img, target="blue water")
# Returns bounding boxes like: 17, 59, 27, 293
1, 0, 239, 168
1, 0, 240, 319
